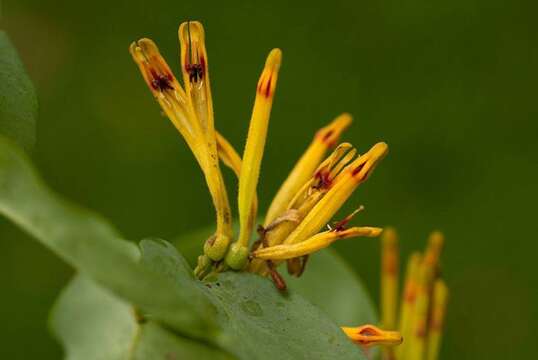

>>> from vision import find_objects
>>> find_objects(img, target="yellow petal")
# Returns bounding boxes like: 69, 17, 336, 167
341, 324, 403, 347
252, 226, 381, 260
282, 142, 388, 246
177, 22, 233, 260
131, 35, 232, 262
236, 48, 282, 248
264, 113, 352, 225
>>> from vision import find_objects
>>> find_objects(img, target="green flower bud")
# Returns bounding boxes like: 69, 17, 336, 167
225, 242, 249, 270
204, 233, 230, 261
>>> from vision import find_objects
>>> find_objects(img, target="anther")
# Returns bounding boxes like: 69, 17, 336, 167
331, 205, 365, 232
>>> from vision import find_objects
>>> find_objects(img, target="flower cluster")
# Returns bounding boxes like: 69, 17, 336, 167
130, 20, 447, 356
130, 21, 386, 281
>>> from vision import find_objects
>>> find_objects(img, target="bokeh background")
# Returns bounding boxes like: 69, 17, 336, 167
1, 0, 536, 358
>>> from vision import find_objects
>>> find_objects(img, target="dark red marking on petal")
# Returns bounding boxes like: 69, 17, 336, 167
322, 129, 334, 142
185, 52, 205, 83
351, 163, 366, 177
257, 75, 273, 98
358, 327, 378, 337
264, 75, 272, 98
200, 53, 206, 70
314, 169, 332, 189
150, 69, 174, 91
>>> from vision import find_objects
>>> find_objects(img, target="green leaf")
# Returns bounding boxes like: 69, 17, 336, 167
0, 31, 37, 151
132, 322, 233, 360
50, 275, 138, 359
51, 275, 233, 360
141, 239, 368, 360
207, 272, 367, 360
0, 135, 215, 338
53, 238, 369, 360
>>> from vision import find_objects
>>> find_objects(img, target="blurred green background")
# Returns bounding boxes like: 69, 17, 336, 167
1, 0, 536, 358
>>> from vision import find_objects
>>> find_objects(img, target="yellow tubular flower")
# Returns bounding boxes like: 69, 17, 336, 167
426, 280, 448, 360
178, 21, 232, 261
397, 252, 422, 359
381, 228, 399, 331
282, 142, 388, 246
408, 232, 445, 360
226, 49, 282, 270
264, 113, 352, 225
249, 144, 357, 274
253, 226, 382, 260
131, 33, 232, 262
178, 21, 213, 133
341, 324, 403, 348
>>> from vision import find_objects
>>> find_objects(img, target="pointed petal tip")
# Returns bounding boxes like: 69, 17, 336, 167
371, 141, 389, 158
335, 112, 353, 126
429, 230, 444, 247
265, 48, 282, 69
